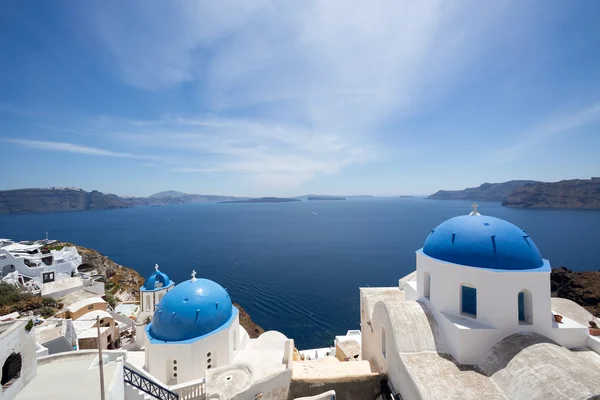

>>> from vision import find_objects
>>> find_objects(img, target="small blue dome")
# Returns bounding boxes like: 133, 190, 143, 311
142, 267, 173, 291
149, 278, 233, 342
423, 215, 544, 270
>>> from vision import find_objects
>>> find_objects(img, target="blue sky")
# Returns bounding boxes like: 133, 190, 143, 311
1, 1, 599, 197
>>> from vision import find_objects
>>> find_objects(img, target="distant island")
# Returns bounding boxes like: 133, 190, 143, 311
219, 197, 300, 204
0, 188, 248, 214
306, 196, 346, 201
428, 178, 600, 209
295, 194, 373, 200
428, 180, 539, 201
398, 195, 415, 198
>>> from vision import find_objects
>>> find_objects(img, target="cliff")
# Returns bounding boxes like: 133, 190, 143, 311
0, 188, 247, 214
233, 302, 265, 338
427, 180, 538, 201
503, 179, 600, 209
551, 267, 600, 317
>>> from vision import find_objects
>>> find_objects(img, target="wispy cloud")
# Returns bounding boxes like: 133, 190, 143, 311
494, 102, 600, 159
4, 139, 134, 157
99, 115, 376, 187
80, 1, 516, 127
16, 1, 535, 190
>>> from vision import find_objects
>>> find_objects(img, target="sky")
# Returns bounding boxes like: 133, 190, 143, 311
1, 1, 599, 197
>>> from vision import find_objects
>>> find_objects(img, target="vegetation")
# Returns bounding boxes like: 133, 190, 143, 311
105, 293, 117, 309
0, 283, 60, 317
42, 244, 66, 252
25, 320, 34, 332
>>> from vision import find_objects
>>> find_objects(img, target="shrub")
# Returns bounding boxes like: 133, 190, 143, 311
40, 307, 56, 318
105, 293, 117, 309
0, 283, 22, 307
41, 297, 58, 307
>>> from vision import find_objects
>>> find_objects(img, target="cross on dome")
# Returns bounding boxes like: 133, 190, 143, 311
469, 202, 481, 216
191, 270, 197, 282
155, 264, 160, 272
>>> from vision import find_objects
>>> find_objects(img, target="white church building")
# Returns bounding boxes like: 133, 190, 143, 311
361, 206, 600, 399
127, 268, 298, 399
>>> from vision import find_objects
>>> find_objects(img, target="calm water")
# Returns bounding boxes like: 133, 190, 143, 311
1, 198, 599, 348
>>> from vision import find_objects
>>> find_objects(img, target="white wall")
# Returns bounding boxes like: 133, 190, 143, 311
414, 251, 562, 364
145, 316, 240, 385
417, 251, 552, 330
107, 361, 125, 400
0, 320, 38, 400
231, 369, 292, 400
411, 251, 591, 364
360, 298, 421, 400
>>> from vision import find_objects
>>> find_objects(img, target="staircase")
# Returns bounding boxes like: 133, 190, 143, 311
124, 365, 179, 400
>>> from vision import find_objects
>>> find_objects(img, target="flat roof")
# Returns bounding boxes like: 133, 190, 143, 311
75, 310, 112, 322
60, 290, 101, 309
41, 277, 83, 295
3, 243, 41, 252
35, 321, 66, 344
115, 303, 139, 317
67, 297, 105, 312
78, 327, 110, 339
15, 353, 118, 400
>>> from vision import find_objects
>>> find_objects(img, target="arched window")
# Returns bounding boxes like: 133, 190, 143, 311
381, 328, 387, 360
460, 284, 477, 317
423, 272, 431, 300
518, 289, 533, 324
145, 295, 151, 312
1, 352, 22, 386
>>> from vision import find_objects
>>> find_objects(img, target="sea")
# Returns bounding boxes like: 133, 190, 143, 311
1, 197, 599, 349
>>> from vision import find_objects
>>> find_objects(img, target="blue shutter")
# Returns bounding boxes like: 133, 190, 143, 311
461, 286, 477, 316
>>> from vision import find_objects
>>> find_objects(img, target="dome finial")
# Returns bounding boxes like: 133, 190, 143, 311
191, 270, 197, 282
155, 264, 160, 272
469, 202, 481, 216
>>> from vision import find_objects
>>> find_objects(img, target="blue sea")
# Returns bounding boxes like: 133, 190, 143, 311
1, 198, 599, 349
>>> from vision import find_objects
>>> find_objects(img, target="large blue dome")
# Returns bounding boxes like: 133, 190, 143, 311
149, 278, 234, 342
422, 215, 545, 270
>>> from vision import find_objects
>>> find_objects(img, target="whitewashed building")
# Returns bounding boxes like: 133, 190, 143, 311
361, 206, 600, 399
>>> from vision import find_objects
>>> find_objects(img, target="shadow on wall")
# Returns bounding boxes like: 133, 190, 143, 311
288, 374, 385, 400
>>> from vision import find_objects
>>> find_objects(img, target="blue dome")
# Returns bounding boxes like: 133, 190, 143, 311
423, 215, 544, 270
149, 278, 234, 342
142, 267, 173, 291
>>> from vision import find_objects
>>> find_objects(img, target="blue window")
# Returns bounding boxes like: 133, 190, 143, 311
461, 285, 477, 317
518, 292, 525, 321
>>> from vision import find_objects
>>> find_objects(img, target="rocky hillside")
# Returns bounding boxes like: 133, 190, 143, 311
428, 180, 538, 201
45, 242, 144, 302
45, 242, 266, 334
0, 188, 247, 214
0, 188, 130, 214
503, 179, 600, 209
234, 302, 265, 338
551, 267, 600, 317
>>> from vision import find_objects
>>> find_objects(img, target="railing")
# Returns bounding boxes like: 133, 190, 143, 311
170, 378, 205, 400
123, 365, 179, 400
